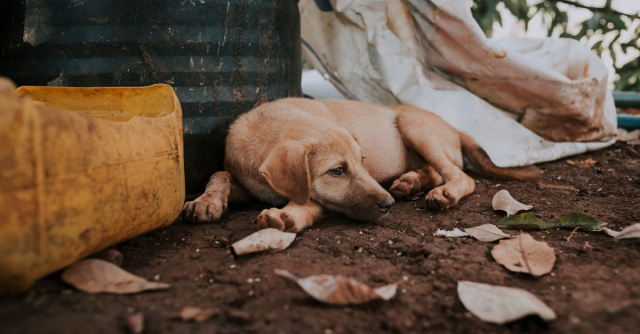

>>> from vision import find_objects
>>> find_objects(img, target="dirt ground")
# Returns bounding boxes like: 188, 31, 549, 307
2, 142, 640, 334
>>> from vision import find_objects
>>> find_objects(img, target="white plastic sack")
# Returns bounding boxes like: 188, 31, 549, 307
300, 0, 616, 167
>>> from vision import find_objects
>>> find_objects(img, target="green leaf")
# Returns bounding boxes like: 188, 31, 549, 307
502, 0, 518, 16
586, 13, 600, 30
497, 213, 606, 230
497, 213, 545, 229
591, 40, 603, 50
548, 213, 606, 230
606, 15, 626, 30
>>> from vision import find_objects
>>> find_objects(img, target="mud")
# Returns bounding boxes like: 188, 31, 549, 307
2, 143, 639, 334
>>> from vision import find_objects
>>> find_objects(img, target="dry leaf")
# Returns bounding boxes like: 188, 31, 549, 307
458, 281, 556, 324
616, 224, 640, 240
492, 190, 533, 216
126, 312, 144, 334
465, 224, 511, 242
566, 157, 597, 168
617, 128, 640, 142
491, 233, 555, 277
274, 269, 397, 305
61, 259, 170, 294
599, 226, 621, 238
433, 228, 469, 238
602, 223, 640, 240
231, 228, 296, 256
165, 307, 220, 323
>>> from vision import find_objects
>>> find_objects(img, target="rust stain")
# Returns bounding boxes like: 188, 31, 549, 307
582, 63, 590, 78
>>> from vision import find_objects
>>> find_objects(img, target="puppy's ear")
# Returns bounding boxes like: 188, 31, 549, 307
259, 141, 311, 204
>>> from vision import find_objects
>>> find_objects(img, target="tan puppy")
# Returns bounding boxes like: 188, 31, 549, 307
182, 98, 538, 232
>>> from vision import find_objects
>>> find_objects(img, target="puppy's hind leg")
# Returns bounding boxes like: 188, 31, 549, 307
389, 164, 443, 200
394, 106, 475, 210
255, 201, 323, 233
182, 171, 251, 223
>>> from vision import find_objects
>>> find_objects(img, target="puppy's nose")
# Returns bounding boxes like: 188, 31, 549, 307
377, 196, 395, 211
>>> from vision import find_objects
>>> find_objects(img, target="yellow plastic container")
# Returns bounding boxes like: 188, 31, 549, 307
0, 83, 185, 294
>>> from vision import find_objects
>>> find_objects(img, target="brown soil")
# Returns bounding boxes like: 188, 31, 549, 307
2, 143, 640, 334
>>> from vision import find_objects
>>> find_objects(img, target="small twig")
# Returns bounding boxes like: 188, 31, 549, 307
566, 226, 580, 242
624, 145, 640, 158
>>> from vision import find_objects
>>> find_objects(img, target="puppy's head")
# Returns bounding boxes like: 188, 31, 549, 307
259, 125, 394, 221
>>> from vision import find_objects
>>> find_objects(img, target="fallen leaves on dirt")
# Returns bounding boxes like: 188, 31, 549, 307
566, 157, 597, 168
165, 307, 221, 323
498, 212, 605, 230
457, 281, 556, 324
600, 223, 640, 240
274, 269, 397, 305
614, 224, 640, 240
61, 259, 170, 294
464, 224, 511, 242
231, 228, 296, 256
617, 128, 640, 142
491, 233, 555, 276
492, 190, 534, 216
433, 228, 468, 238
126, 312, 144, 334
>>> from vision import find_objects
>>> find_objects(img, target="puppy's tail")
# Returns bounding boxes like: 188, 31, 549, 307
459, 132, 540, 180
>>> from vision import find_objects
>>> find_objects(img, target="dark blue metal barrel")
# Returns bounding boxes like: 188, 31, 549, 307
0, 0, 302, 195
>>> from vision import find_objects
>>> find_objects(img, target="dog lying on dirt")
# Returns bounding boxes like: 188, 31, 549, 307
182, 98, 539, 232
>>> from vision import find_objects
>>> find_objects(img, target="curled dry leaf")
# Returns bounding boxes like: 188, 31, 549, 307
61, 259, 170, 294
433, 228, 468, 238
231, 228, 296, 256
601, 223, 640, 240
165, 307, 220, 323
458, 281, 556, 324
617, 128, 640, 142
464, 224, 511, 242
492, 190, 533, 216
498, 212, 605, 231
491, 233, 555, 277
599, 226, 621, 238
616, 224, 640, 240
274, 269, 397, 305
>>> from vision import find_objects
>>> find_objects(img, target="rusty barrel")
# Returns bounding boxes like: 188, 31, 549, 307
0, 0, 302, 195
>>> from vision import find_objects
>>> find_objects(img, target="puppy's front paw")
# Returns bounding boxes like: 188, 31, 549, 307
389, 172, 422, 200
426, 186, 458, 211
182, 195, 227, 223
254, 208, 298, 232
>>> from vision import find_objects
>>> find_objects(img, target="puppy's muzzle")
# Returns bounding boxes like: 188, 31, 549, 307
377, 196, 395, 212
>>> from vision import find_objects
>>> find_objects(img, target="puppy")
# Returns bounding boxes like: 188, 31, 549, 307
182, 98, 538, 232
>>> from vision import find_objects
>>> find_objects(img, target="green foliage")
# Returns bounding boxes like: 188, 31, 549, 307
472, 0, 640, 91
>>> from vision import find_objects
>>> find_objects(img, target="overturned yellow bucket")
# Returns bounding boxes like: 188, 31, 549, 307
0, 82, 185, 294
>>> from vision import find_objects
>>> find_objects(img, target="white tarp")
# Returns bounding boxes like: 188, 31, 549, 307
299, 0, 616, 167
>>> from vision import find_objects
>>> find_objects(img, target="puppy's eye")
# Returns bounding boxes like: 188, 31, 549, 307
329, 167, 345, 176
